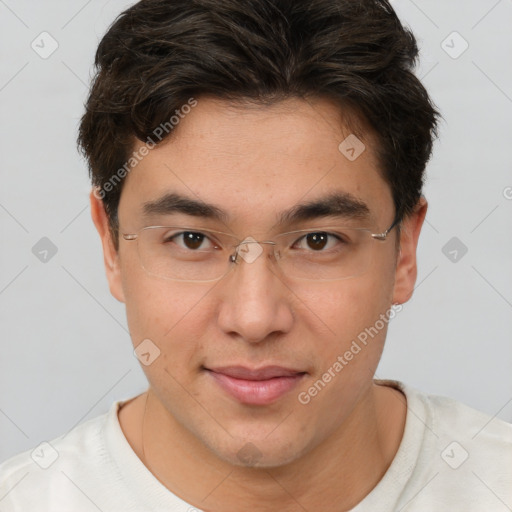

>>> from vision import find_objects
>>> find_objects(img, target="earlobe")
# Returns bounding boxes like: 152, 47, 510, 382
391, 197, 428, 305
89, 190, 126, 303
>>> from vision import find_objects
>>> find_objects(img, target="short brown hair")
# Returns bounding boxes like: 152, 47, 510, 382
77, 0, 440, 246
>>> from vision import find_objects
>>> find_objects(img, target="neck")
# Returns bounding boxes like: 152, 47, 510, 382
130, 382, 406, 512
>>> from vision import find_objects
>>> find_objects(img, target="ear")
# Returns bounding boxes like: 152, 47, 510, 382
391, 196, 428, 305
90, 190, 125, 303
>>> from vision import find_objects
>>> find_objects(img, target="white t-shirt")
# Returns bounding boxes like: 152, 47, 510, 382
1, 380, 511, 511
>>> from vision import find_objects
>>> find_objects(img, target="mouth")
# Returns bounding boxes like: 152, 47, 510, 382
203, 365, 307, 405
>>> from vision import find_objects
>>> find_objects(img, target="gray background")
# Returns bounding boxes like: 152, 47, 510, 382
1, 0, 511, 464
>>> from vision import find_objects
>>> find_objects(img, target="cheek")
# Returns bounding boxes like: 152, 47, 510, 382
120, 248, 180, 336
289, 249, 397, 401
293, 272, 396, 431
292, 269, 393, 344
120, 253, 215, 369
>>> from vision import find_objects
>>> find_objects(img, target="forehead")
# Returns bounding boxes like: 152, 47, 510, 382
118, 97, 393, 231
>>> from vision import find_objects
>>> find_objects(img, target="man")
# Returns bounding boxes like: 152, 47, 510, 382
1, 0, 510, 510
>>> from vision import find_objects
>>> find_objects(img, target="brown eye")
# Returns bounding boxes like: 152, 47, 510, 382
166, 231, 213, 251
182, 232, 206, 250
293, 231, 346, 252
305, 233, 328, 251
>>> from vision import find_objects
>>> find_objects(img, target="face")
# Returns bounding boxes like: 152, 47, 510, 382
92, 97, 425, 468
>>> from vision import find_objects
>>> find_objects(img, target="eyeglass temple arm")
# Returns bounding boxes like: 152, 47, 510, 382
372, 214, 400, 241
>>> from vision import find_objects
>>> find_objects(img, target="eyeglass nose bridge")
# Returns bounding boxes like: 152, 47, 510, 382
229, 239, 278, 264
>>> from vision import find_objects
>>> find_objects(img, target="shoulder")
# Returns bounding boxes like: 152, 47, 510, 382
386, 380, 512, 510
381, 379, 512, 448
0, 401, 122, 511
415, 383, 512, 458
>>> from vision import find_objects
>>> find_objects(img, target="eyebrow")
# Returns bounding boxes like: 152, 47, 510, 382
142, 191, 371, 227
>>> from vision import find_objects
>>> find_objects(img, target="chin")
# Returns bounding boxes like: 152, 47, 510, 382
205, 430, 310, 469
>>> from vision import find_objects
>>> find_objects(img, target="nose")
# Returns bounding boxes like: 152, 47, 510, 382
216, 240, 294, 344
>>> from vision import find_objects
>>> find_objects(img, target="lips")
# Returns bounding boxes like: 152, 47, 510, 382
207, 365, 305, 380
204, 365, 307, 405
